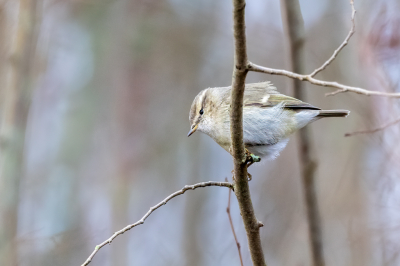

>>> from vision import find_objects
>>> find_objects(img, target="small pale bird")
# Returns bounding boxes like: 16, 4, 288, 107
188, 82, 349, 161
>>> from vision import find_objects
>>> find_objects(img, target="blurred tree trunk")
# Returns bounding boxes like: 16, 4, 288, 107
0, 3, 6, 104
0, 0, 40, 265
280, 1, 325, 266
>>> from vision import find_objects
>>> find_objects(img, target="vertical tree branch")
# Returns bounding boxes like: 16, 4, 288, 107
280, 1, 325, 266
230, 0, 266, 265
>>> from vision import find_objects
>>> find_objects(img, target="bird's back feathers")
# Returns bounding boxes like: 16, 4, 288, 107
243, 82, 320, 111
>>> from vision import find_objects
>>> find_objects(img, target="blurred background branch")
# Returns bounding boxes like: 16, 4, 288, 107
225, 178, 244, 266
0, 0, 41, 265
345, 116, 400, 137
280, 0, 324, 265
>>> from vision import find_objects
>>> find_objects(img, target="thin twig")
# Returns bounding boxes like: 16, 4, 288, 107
247, 62, 400, 98
247, 0, 400, 99
345, 117, 400, 137
226, 178, 244, 266
309, 0, 356, 77
81, 181, 234, 266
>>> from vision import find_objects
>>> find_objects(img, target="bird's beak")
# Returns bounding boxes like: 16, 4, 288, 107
187, 124, 198, 137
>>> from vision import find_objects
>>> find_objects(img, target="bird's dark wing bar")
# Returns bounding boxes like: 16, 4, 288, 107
283, 104, 321, 110
245, 141, 279, 146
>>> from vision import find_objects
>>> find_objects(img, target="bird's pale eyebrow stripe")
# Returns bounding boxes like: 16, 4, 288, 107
201, 90, 208, 110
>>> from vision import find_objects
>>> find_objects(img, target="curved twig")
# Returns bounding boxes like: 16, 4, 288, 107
81, 181, 234, 266
345, 117, 400, 137
248, 0, 400, 99
309, 0, 356, 77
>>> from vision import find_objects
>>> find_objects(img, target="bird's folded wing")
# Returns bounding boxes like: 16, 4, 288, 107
244, 93, 320, 110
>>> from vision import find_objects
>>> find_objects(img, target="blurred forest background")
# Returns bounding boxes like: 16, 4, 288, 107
1, 0, 400, 265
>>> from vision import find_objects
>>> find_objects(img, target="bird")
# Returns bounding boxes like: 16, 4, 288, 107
188, 82, 349, 161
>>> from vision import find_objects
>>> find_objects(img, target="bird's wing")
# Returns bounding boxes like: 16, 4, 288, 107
244, 82, 320, 110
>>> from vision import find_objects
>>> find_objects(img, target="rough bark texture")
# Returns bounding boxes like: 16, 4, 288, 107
281, 1, 325, 266
230, 0, 267, 265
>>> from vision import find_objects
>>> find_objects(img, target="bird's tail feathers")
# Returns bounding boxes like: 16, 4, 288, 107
317, 110, 350, 118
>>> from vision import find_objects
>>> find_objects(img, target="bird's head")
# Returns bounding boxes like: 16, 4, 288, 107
188, 89, 209, 137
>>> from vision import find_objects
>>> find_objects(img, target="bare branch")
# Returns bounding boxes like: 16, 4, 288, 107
81, 181, 234, 266
231, 0, 267, 265
226, 178, 244, 266
345, 117, 400, 137
247, 0, 400, 99
309, 0, 356, 77
247, 62, 400, 98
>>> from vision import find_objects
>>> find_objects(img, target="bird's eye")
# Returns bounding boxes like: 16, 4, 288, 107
199, 109, 204, 115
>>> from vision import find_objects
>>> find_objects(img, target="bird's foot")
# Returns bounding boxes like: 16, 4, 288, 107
247, 172, 252, 181
245, 149, 261, 167
230, 149, 260, 182
245, 150, 260, 181
250, 154, 261, 163
231, 169, 252, 181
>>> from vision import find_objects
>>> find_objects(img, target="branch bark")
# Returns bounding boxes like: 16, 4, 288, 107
281, 1, 325, 266
230, 0, 267, 265
247, 62, 400, 98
